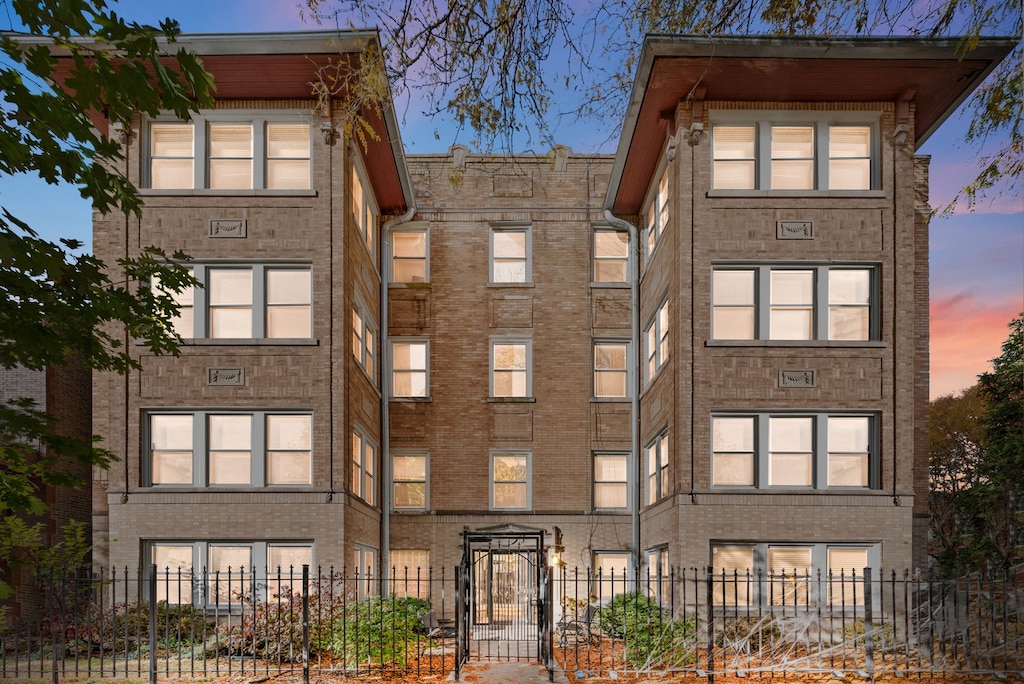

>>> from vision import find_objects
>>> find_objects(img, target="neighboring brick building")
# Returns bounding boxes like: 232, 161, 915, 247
80, 31, 1010, 607
0, 361, 92, 620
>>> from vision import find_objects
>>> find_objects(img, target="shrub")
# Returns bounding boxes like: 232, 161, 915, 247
326, 595, 429, 668
595, 593, 698, 668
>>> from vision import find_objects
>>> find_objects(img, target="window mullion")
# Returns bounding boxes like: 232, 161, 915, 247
816, 266, 828, 340
253, 265, 267, 338
195, 119, 208, 189
195, 412, 207, 487
756, 267, 770, 339
816, 121, 829, 190
756, 121, 770, 190
254, 412, 266, 486
193, 266, 209, 338
756, 414, 769, 487
814, 414, 827, 490
253, 119, 267, 189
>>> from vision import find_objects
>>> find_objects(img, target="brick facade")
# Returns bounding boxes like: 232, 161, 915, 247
83, 32, 1011, 587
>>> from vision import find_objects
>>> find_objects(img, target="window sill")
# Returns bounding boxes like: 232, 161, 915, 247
390, 396, 432, 402
591, 397, 631, 403
487, 282, 535, 288
705, 340, 887, 348
389, 282, 432, 289
707, 189, 885, 199
391, 508, 429, 514
590, 282, 631, 289
164, 338, 320, 346
487, 397, 536, 403
140, 188, 317, 197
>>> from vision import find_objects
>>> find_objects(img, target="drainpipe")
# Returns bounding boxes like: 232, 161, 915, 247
603, 209, 641, 575
380, 206, 417, 590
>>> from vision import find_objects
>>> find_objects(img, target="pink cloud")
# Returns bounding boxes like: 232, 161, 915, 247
930, 293, 1022, 398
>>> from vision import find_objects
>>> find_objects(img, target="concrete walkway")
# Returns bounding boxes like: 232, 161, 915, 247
452, 659, 571, 683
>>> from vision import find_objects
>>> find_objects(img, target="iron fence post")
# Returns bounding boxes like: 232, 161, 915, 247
863, 567, 874, 679
705, 566, 714, 684
302, 564, 310, 684
149, 563, 157, 684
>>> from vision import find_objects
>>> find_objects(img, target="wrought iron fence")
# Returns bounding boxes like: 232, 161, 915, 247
2, 565, 1020, 682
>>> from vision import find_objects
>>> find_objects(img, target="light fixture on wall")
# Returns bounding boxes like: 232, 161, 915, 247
550, 526, 565, 567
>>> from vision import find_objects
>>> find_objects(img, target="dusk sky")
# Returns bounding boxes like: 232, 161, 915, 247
2, 0, 1021, 399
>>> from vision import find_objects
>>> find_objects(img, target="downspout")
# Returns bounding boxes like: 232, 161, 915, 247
380, 205, 416, 588
603, 209, 641, 574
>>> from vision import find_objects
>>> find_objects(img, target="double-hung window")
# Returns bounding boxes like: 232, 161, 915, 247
711, 112, 878, 191
645, 431, 669, 505
594, 341, 628, 398
491, 451, 530, 510
593, 452, 629, 510
712, 265, 876, 341
351, 429, 377, 505
148, 116, 311, 190
711, 413, 876, 489
151, 541, 313, 606
391, 339, 428, 398
352, 306, 377, 381
352, 545, 378, 597
352, 162, 376, 253
490, 225, 530, 283
156, 264, 312, 340
491, 339, 531, 398
391, 229, 428, 283
147, 411, 311, 487
645, 547, 670, 604
711, 543, 875, 607
593, 228, 628, 283
645, 169, 669, 257
392, 451, 428, 510
644, 300, 669, 382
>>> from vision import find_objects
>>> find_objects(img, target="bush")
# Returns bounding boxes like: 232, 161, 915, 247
326, 595, 430, 668
595, 593, 698, 668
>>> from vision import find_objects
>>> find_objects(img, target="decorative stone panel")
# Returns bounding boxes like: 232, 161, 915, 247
777, 221, 813, 239
778, 369, 816, 388
209, 219, 247, 238
207, 368, 245, 386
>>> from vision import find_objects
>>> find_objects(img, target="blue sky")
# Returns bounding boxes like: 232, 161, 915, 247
2, 0, 1021, 398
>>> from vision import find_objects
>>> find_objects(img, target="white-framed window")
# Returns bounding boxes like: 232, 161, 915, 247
491, 339, 531, 398
491, 451, 530, 510
593, 228, 628, 283
712, 265, 876, 341
711, 543, 876, 608
391, 228, 428, 283
392, 451, 428, 511
146, 411, 311, 487
352, 545, 378, 598
645, 431, 670, 505
594, 341, 629, 398
710, 112, 878, 191
389, 549, 430, 598
644, 300, 669, 383
490, 225, 531, 283
645, 547, 670, 604
644, 168, 669, 257
391, 339, 429, 398
351, 305, 377, 381
711, 413, 877, 489
352, 159, 377, 254
351, 429, 377, 505
147, 116, 311, 190
593, 452, 629, 510
150, 541, 313, 606
154, 264, 312, 340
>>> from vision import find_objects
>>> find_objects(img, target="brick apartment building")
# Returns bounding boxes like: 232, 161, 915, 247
81, 31, 1010, 607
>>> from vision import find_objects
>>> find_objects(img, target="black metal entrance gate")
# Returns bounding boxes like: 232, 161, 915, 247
456, 529, 553, 680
